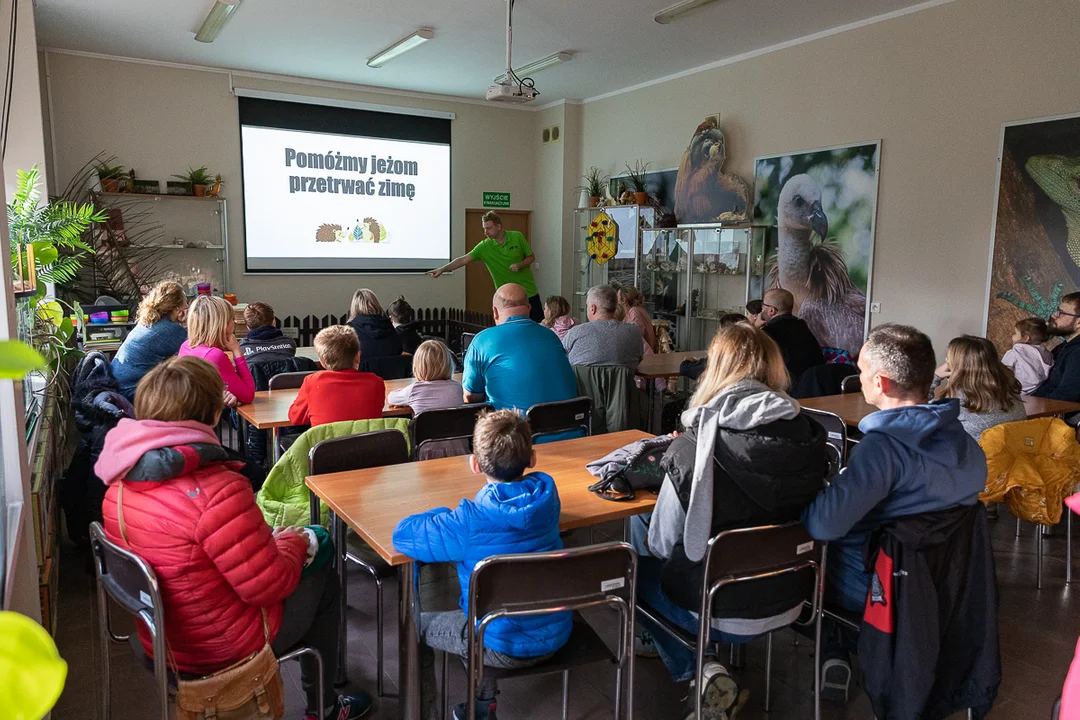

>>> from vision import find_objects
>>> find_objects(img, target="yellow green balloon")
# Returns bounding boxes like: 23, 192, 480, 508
0, 611, 67, 719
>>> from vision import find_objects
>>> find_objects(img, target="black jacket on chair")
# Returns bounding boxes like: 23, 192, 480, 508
658, 415, 827, 618
763, 314, 825, 385
859, 503, 1000, 720
790, 362, 858, 399
348, 313, 403, 359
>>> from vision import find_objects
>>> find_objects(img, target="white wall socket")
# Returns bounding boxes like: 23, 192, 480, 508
870, 302, 881, 313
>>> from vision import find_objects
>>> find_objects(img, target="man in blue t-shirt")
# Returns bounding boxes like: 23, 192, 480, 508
463, 284, 576, 423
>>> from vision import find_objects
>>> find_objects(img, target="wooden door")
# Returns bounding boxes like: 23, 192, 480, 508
464, 209, 532, 314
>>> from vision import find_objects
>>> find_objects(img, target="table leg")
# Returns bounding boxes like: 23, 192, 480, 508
398, 562, 421, 720
330, 510, 348, 685
309, 485, 321, 526
271, 428, 281, 463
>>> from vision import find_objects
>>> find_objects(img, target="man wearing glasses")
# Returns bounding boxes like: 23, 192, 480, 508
1032, 292, 1080, 401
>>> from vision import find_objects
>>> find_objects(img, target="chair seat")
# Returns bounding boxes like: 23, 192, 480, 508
822, 605, 862, 633
483, 613, 616, 680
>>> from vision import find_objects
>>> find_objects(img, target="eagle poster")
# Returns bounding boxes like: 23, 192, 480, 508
753, 142, 880, 357
985, 113, 1080, 353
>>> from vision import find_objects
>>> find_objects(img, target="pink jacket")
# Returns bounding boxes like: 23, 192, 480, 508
1002, 342, 1054, 395
178, 343, 257, 404
95, 418, 220, 483
548, 315, 578, 340
1063, 495, 1080, 718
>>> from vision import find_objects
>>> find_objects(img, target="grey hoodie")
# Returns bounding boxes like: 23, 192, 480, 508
648, 379, 801, 562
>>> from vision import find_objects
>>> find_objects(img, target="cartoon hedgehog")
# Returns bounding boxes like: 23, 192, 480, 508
315, 223, 342, 242
363, 217, 382, 243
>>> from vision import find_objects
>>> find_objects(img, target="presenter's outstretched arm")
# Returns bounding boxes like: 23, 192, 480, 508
428, 254, 473, 278
509, 255, 536, 273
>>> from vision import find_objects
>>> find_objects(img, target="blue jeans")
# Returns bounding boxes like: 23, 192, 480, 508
630, 514, 753, 682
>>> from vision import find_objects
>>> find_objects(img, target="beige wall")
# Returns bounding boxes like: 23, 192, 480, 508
578, 0, 1080, 354
3, 0, 47, 196
44, 52, 537, 317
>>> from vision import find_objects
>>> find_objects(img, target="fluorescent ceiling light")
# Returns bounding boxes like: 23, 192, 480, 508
195, 0, 241, 43
367, 28, 436, 68
494, 51, 572, 84
654, 0, 725, 24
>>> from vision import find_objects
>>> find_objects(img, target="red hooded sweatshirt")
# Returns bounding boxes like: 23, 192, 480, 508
96, 418, 308, 674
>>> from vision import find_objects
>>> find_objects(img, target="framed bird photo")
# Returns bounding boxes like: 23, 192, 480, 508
752, 141, 881, 357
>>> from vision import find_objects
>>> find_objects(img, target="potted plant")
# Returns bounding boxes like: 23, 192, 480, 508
97, 164, 126, 193
625, 160, 650, 205
576, 167, 607, 208
172, 166, 215, 196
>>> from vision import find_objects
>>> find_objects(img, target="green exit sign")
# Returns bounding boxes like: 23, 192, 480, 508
483, 192, 511, 208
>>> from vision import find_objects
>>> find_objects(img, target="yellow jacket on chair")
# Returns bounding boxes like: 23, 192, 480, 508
979, 417, 1080, 526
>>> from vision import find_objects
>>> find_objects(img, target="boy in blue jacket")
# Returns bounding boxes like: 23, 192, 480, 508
392, 409, 572, 720
802, 324, 987, 700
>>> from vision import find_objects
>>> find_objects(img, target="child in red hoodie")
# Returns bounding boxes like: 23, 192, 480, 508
288, 325, 386, 426
96, 356, 371, 719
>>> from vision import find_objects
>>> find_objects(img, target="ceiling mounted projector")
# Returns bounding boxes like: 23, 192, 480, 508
486, 0, 540, 104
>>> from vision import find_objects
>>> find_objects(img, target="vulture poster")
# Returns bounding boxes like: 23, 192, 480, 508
753, 142, 880, 357
986, 114, 1080, 354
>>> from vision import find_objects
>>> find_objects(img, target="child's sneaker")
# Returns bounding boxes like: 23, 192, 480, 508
682, 661, 742, 719
635, 630, 660, 658
452, 699, 498, 720
303, 693, 373, 720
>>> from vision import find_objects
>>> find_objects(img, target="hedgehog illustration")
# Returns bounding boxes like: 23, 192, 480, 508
363, 217, 382, 243
315, 223, 342, 242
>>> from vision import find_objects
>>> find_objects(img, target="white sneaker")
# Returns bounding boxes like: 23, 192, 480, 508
682, 661, 744, 720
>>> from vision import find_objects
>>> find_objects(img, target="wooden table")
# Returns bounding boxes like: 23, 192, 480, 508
236, 374, 462, 462
635, 350, 705, 433
800, 393, 1080, 428
306, 430, 656, 719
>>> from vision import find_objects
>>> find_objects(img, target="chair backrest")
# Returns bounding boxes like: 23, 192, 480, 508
701, 522, 823, 619
410, 403, 492, 460
309, 428, 410, 476
461, 332, 477, 356
526, 397, 592, 442
469, 542, 637, 627
361, 354, 414, 380
89, 521, 164, 630
840, 374, 861, 394
572, 365, 638, 435
801, 406, 848, 471
269, 370, 316, 391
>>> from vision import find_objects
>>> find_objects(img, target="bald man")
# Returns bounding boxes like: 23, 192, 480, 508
461, 284, 577, 422
761, 288, 825, 383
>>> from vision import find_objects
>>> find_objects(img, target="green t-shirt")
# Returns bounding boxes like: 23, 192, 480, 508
469, 230, 538, 297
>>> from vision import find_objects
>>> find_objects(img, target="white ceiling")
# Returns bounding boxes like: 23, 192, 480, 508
35, 0, 936, 104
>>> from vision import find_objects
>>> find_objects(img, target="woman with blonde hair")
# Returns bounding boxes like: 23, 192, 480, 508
178, 295, 256, 404
111, 280, 189, 400
618, 286, 658, 352
631, 323, 827, 716
347, 288, 402, 360
932, 335, 1025, 439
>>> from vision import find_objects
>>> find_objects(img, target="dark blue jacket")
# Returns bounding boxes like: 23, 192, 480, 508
392, 472, 572, 658
802, 400, 987, 554
1032, 336, 1080, 401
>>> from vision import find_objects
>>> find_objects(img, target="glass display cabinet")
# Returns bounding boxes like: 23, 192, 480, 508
682, 224, 752, 351
572, 205, 655, 320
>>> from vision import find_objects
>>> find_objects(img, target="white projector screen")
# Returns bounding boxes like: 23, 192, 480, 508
238, 97, 451, 273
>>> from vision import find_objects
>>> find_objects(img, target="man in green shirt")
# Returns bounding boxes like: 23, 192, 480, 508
428, 211, 543, 322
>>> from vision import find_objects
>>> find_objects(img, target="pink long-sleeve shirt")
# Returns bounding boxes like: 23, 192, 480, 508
178, 343, 257, 404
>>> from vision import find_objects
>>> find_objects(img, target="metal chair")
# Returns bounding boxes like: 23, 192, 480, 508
525, 397, 592, 442
268, 370, 316, 390
445, 541, 638, 720
636, 522, 826, 720
839, 375, 861, 394
90, 522, 323, 720
308, 429, 410, 692
802, 407, 849, 472
410, 403, 492, 460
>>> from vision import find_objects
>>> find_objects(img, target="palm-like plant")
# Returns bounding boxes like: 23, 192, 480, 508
9, 165, 107, 288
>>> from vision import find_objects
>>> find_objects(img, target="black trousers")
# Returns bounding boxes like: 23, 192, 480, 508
528, 294, 544, 323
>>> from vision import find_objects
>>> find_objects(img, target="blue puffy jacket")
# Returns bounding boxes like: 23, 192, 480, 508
392, 472, 572, 658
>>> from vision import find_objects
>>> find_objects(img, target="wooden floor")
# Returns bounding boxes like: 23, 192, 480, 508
53, 513, 1074, 720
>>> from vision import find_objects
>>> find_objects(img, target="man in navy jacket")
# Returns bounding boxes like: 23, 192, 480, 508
802, 324, 987, 698
1033, 291, 1080, 401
